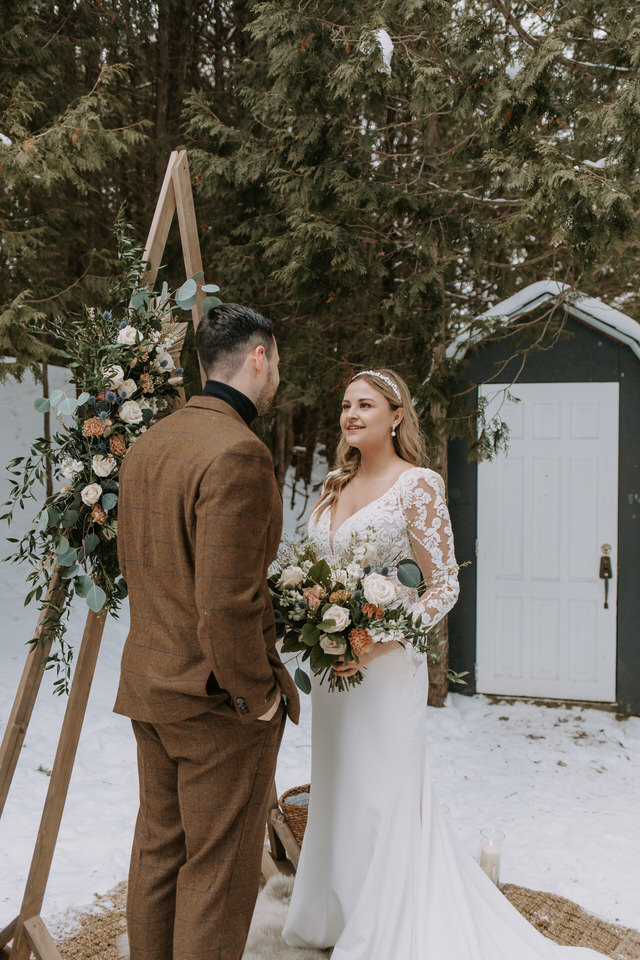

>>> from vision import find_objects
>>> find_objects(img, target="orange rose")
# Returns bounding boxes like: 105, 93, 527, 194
109, 435, 127, 457
349, 628, 374, 657
82, 417, 105, 437
91, 503, 107, 524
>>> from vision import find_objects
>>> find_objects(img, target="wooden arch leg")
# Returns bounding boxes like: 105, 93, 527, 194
9, 610, 106, 960
0, 568, 66, 820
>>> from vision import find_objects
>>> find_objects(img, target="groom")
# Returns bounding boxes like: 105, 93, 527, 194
114, 303, 299, 960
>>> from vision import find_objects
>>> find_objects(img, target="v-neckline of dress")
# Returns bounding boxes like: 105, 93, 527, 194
328, 467, 418, 551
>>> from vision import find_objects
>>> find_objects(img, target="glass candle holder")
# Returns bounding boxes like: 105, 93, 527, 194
478, 828, 505, 886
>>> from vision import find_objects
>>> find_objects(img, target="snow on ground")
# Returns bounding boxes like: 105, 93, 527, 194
1, 373, 639, 932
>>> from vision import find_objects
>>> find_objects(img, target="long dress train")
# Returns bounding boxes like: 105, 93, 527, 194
282, 466, 609, 960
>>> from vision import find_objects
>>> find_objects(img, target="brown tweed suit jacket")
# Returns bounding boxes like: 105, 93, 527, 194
113, 395, 299, 725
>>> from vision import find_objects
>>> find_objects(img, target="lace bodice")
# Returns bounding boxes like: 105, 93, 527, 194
308, 466, 459, 631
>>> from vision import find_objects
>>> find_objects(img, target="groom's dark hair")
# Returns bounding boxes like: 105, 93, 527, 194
196, 303, 275, 377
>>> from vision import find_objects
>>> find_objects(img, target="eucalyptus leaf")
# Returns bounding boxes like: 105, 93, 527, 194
56, 535, 70, 555
294, 667, 312, 695
61, 563, 82, 579
58, 547, 78, 567
34, 397, 50, 413
201, 283, 220, 293
84, 532, 100, 554
58, 397, 79, 416
61, 509, 79, 528
397, 558, 423, 589
201, 296, 222, 313
101, 492, 118, 511
47, 507, 61, 526
76, 392, 90, 405
75, 574, 93, 597
36, 510, 48, 533
49, 390, 64, 407
176, 278, 197, 302
191, 270, 204, 282
86, 583, 107, 613
131, 291, 148, 310
160, 280, 169, 304
176, 293, 197, 311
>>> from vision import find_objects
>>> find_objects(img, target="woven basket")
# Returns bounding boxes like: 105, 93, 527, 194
279, 783, 310, 847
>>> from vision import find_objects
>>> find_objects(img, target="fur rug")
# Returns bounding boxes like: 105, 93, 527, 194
242, 875, 329, 960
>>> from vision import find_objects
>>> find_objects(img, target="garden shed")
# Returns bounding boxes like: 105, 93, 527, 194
447, 281, 640, 716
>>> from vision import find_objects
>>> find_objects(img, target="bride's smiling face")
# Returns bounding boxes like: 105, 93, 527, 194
340, 380, 401, 450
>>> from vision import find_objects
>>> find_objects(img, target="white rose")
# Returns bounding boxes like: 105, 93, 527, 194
92, 454, 117, 478
80, 483, 102, 506
362, 573, 399, 608
103, 364, 125, 390
117, 378, 138, 399
152, 350, 175, 372
119, 400, 144, 424
319, 634, 347, 655
322, 604, 351, 633
117, 324, 141, 345
277, 565, 305, 589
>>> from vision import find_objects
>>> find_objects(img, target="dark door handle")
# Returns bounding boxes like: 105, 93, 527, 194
598, 555, 612, 609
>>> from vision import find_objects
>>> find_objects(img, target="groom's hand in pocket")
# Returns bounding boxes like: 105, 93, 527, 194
258, 690, 282, 721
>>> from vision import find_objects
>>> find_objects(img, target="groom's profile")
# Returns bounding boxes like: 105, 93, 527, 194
114, 303, 299, 960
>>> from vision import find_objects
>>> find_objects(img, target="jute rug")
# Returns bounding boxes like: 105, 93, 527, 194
46, 871, 640, 960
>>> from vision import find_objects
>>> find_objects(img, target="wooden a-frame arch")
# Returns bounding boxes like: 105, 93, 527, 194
0, 150, 207, 960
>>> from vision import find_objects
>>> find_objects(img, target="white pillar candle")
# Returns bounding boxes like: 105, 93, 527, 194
479, 842, 501, 884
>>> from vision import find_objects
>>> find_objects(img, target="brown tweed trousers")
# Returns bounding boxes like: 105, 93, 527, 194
114, 395, 299, 960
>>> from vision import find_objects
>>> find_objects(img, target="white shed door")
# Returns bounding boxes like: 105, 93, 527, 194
476, 382, 618, 702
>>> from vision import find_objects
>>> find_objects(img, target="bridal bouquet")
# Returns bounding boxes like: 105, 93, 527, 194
269, 531, 431, 693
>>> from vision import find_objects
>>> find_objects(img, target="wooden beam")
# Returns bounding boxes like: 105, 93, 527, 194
0, 918, 18, 951
172, 150, 207, 386
269, 810, 301, 869
140, 151, 180, 289
265, 780, 287, 863
261, 846, 294, 882
10, 611, 106, 960
0, 568, 66, 818
23, 917, 63, 960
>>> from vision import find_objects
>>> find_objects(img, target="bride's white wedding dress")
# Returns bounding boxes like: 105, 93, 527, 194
282, 466, 608, 960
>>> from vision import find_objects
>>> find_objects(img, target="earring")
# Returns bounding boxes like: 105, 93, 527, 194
391, 424, 397, 437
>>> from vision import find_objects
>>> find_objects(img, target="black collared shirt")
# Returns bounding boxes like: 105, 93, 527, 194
202, 379, 257, 427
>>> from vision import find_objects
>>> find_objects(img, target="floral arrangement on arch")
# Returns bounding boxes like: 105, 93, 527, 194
2, 212, 221, 693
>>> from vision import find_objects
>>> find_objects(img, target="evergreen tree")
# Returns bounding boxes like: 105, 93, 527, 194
187, 0, 640, 701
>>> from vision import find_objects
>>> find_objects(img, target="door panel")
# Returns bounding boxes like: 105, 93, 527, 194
476, 382, 618, 701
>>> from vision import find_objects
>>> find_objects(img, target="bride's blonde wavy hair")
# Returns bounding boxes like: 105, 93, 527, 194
314, 368, 427, 518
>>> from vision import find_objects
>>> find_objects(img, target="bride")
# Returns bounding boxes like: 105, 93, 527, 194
282, 368, 608, 959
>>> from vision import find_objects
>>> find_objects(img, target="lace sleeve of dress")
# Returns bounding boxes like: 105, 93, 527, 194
401, 469, 460, 629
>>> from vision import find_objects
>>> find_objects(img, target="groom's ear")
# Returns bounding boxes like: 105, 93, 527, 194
249, 343, 266, 374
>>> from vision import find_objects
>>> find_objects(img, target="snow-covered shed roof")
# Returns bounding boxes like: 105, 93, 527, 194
449, 280, 640, 362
